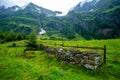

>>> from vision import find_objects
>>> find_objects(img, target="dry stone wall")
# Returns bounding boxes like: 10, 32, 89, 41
41, 45, 102, 69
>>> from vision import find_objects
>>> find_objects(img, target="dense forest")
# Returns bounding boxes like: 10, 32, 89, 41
0, 32, 27, 43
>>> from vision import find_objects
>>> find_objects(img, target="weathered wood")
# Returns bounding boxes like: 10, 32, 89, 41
55, 43, 56, 46
41, 41, 107, 65
104, 45, 106, 64
63, 45, 105, 50
60, 44, 107, 65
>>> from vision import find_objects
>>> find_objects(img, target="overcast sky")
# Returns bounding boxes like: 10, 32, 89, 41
0, 0, 93, 13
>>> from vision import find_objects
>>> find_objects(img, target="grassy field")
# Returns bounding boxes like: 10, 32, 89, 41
0, 39, 120, 80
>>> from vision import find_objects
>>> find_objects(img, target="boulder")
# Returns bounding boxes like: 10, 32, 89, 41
84, 64, 95, 70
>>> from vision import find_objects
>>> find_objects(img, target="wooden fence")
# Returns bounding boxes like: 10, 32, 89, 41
60, 44, 106, 64
41, 41, 106, 64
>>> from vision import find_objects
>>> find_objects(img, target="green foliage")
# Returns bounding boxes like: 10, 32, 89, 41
25, 33, 38, 51
0, 0, 120, 40
74, 24, 92, 40
60, 24, 76, 39
0, 39, 120, 80
11, 43, 16, 47
0, 32, 27, 43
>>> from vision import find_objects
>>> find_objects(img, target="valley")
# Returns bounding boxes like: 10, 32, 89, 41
0, 0, 120, 80
0, 0, 120, 40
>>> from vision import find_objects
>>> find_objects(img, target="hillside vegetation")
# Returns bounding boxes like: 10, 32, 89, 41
0, 0, 120, 79
0, 0, 120, 40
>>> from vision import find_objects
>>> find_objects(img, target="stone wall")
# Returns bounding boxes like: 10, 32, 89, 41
41, 45, 102, 69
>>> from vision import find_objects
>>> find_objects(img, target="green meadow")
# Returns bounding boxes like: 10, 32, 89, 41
0, 39, 120, 80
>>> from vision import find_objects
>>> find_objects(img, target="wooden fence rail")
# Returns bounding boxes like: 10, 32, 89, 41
40, 41, 106, 64
60, 44, 106, 64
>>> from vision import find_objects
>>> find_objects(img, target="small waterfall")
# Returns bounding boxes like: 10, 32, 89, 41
39, 28, 46, 35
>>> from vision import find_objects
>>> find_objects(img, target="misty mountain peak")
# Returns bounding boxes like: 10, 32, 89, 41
0, 2, 58, 16
26, 2, 38, 8
10, 5, 20, 11
71, 0, 100, 13
23, 2, 56, 16
0, 5, 20, 12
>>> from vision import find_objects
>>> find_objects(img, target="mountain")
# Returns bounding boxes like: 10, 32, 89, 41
23, 3, 56, 16
71, 0, 100, 13
0, 5, 20, 13
0, 3, 62, 35
67, 0, 120, 39
0, 3, 57, 16
71, 0, 120, 13
0, 1, 120, 40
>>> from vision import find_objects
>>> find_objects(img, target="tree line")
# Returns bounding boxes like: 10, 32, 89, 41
0, 32, 27, 43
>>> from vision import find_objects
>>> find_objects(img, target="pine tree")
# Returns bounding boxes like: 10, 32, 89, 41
25, 32, 38, 51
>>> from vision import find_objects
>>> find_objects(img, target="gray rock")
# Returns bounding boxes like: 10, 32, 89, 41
78, 64, 82, 66
84, 64, 95, 70
43, 45, 102, 70
58, 48, 63, 53
66, 50, 71, 55
83, 56, 88, 59
95, 56, 102, 65
75, 54, 83, 58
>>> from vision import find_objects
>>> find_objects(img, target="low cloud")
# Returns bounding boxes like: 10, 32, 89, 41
0, 0, 84, 13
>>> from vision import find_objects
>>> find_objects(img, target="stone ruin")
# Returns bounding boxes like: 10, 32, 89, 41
41, 45, 102, 70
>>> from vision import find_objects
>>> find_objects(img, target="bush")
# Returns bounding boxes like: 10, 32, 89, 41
25, 33, 39, 51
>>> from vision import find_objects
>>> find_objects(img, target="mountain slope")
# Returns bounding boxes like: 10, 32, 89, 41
72, 0, 100, 13
71, 0, 120, 13
23, 3, 56, 16
67, 0, 120, 39
0, 3, 58, 35
0, 1, 120, 40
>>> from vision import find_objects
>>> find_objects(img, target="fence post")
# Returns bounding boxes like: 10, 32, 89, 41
55, 43, 56, 46
61, 43, 64, 47
76, 44, 78, 48
104, 45, 106, 64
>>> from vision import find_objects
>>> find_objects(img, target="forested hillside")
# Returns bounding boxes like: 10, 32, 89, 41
0, 0, 120, 40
